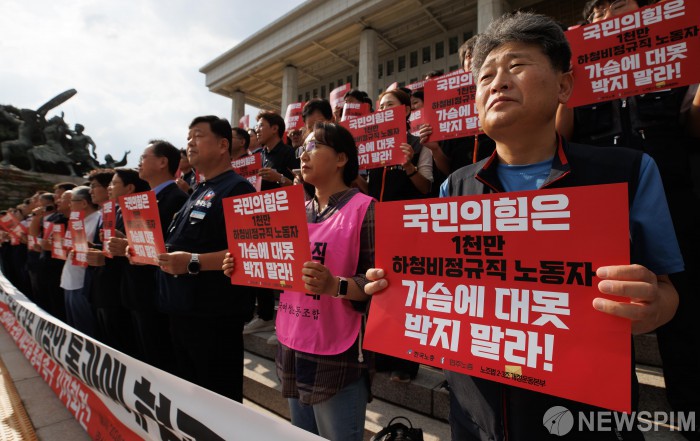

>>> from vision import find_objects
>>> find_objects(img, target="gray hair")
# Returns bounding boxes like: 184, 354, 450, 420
471, 12, 572, 80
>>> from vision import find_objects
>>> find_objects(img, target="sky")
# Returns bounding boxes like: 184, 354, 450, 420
0, 0, 306, 168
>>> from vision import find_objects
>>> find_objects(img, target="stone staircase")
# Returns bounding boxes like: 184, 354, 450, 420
242, 330, 686, 440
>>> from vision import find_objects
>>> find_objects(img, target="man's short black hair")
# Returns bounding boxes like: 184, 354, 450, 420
302, 98, 333, 122
256, 111, 285, 138
471, 12, 572, 80
232, 127, 250, 149
412, 90, 424, 102
189, 116, 233, 155
87, 168, 115, 188
179, 148, 187, 157
424, 70, 443, 80
149, 139, 181, 176
114, 168, 150, 193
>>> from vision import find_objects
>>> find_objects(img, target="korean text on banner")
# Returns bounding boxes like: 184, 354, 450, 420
101, 200, 116, 258
285, 102, 306, 132
232, 153, 263, 192
119, 191, 166, 265
409, 108, 425, 137
340, 106, 407, 170
68, 211, 89, 268
51, 224, 67, 260
341, 102, 371, 122
364, 184, 632, 413
330, 83, 351, 110
566, 0, 700, 107
424, 69, 480, 142
0, 212, 27, 246
224, 185, 311, 290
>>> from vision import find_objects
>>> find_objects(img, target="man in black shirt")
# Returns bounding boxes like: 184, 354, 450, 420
256, 110, 298, 190
157, 116, 255, 402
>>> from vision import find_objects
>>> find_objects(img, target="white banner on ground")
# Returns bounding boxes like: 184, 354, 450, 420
0, 268, 321, 441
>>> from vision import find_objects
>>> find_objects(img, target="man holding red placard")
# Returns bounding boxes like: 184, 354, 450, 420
60, 186, 101, 338
559, 0, 700, 425
366, 12, 682, 440
157, 115, 255, 402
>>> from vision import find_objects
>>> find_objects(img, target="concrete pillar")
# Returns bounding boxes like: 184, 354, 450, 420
231, 91, 246, 127
281, 65, 298, 116
478, 0, 508, 33
359, 28, 378, 98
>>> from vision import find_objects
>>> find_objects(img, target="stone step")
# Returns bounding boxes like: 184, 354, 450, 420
242, 351, 451, 441
244, 332, 675, 424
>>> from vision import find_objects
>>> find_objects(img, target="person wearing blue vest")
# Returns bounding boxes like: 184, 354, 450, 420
365, 11, 683, 440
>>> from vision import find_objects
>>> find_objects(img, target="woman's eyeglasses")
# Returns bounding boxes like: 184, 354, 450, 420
295, 140, 319, 159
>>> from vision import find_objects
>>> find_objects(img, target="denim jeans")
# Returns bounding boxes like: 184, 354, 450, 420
288, 375, 368, 441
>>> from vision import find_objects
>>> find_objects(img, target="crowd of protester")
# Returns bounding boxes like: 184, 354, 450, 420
0, 0, 698, 440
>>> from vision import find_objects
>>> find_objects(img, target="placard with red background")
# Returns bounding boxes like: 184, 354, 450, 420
364, 184, 632, 412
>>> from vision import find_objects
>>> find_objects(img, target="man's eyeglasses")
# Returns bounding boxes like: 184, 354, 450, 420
295, 140, 319, 159
587, 0, 628, 23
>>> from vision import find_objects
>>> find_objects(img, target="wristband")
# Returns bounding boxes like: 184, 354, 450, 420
406, 168, 419, 178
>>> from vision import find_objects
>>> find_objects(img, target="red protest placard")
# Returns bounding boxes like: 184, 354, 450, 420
239, 115, 250, 129
0, 212, 26, 245
340, 102, 371, 122
330, 83, 351, 110
407, 80, 426, 91
68, 211, 89, 268
232, 153, 263, 192
51, 224, 67, 260
102, 201, 116, 258
424, 69, 480, 142
223, 185, 311, 291
341, 106, 407, 170
119, 191, 165, 265
409, 108, 425, 137
284, 102, 306, 132
364, 184, 632, 413
566, 0, 700, 107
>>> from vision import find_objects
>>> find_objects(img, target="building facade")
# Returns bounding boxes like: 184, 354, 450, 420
200, 0, 589, 124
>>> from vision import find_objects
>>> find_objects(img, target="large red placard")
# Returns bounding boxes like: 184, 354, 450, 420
101, 201, 116, 258
119, 191, 166, 265
232, 153, 263, 192
51, 223, 67, 260
424, 69, 480, 141
330, 83, 351, 110
341, 106, 407, 170
566, 0, 700, 107
224, 185, 311, 291
365, 184, 632, 412
284, 102, 306, 132
68, 211, 88, 268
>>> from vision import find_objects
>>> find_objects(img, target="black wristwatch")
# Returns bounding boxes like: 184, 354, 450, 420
334, 277, 349, 298
187, 253, 201, 275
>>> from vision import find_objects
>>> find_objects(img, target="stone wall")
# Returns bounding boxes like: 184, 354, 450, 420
0, 168, 85, 210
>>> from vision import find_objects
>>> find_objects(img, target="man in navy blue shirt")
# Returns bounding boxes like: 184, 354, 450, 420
157, 116, 255, 402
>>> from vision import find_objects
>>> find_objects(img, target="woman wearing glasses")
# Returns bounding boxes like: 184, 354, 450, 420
223, 122, 374, 441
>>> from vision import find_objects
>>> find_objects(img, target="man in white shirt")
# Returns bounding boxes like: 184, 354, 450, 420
60, 186, 101, 337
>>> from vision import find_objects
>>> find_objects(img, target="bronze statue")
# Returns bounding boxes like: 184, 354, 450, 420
66, 123, 100, 174
27, 114, 78, 176
0, 89, 100, 176
101, 151, 130, 168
